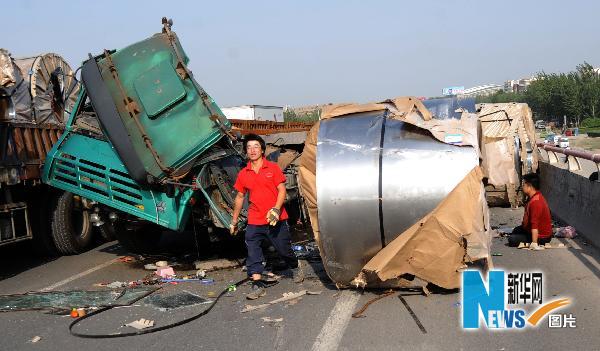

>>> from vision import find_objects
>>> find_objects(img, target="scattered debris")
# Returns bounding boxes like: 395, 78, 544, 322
29, 336, 41, 343
106, 281, 126, 289
196, 270, 207, 278
160, 278, 214, 284
227, 284, 237, 292
194, 258, 242, 272
70, 308, 79, 318
155, 267, 175, 278
144, 291, 211, 311
0, 288, 158, 312
554, 226, 577, 239
352, 290, 395, 318
544, 243, 566, 249
262, 317, 283, 323
292, 242, 321, 261
155, 261, 169, 267
496, 227, 513, 236
76, 308, 86, 317
144, 264, 158, 270
125, 318, 154, 330
118, 256, 136, 263
241, 290, 310, 313
492, 252, 503, 256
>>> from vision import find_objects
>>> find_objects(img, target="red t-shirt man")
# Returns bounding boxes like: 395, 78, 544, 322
231, 134, 298, 300
508, 173, 553, 248
233, 158, 289, 225
522, 191, 553, 239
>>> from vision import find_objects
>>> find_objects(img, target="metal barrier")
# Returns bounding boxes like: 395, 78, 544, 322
537, 142, 600, 175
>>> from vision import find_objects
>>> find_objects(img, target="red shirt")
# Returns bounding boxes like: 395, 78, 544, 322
522, 191, 552, 238
234, 158, 288, 225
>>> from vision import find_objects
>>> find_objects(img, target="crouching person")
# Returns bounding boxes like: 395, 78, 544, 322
508, 173, 553, 250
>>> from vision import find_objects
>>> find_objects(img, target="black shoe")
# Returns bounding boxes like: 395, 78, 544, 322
246, 281, 267, 300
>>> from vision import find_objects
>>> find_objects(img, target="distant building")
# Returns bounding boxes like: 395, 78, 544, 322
442, 86, 465, 96
458, 84, 504, 97
221, 105, 284, 122
504, 77, 535, 93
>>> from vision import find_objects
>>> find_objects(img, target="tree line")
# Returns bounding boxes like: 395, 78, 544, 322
283, 108, 321, 122
477, 62, 600, 128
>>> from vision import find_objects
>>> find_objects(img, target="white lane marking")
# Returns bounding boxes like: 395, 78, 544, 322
40, 257, 121, 292
273, 322, 286, 351
311, 290, 361, 351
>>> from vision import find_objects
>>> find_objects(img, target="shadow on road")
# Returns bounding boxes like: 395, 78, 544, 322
561, 237, 600, 280
0, 241, 59, 282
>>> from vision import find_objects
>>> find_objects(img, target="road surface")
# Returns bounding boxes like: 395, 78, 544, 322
0, 207, 598, 351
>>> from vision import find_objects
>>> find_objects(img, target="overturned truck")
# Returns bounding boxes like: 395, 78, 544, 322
41, 19, 253, 254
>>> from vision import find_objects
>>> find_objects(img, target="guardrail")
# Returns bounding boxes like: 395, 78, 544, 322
536, 142, 600, 175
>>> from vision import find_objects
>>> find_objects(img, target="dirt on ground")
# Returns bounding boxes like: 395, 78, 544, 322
568, 134, 600, 153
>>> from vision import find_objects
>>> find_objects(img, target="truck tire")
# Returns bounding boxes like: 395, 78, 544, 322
50, 191, 93, 255
113, 220, 163, 254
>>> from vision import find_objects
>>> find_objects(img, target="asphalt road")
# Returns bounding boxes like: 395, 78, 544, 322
0, 207, 599, 351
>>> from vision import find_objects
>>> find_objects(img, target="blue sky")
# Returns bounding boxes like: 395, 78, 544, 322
4, 0, 600, 107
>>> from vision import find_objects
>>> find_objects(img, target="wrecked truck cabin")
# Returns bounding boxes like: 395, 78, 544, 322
41, 19, 248, 254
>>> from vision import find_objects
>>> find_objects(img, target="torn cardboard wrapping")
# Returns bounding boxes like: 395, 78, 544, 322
298, 123, 320, 245
0, 49, 17, 87
321, 97, 480, 153
298, 97, 491, 289
477, 103, 538, 206
353, 167, 490, 289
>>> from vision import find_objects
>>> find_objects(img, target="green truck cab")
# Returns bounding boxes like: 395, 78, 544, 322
42, 19, 246, 253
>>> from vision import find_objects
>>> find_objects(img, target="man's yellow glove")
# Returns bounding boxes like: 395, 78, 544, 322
266, 208, 281, 226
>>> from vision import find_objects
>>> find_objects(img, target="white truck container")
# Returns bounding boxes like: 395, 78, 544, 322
221, 105, 284, 122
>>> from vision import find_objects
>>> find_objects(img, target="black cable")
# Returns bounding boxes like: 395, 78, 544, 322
69, 277, 249, 338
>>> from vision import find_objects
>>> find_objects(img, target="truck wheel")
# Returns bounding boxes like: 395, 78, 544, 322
50, 191, 93, 255
114, 221, 162, 254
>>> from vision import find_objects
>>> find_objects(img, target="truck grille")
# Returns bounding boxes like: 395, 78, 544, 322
53, 152, 144, 208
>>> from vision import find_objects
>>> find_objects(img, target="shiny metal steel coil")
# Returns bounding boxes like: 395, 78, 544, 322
316, 111, 478, 284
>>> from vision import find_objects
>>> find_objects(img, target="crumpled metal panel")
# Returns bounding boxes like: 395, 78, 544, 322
317, 112, 478, 284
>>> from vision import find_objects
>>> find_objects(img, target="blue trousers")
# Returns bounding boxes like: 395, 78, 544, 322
245, 222, 298, 277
